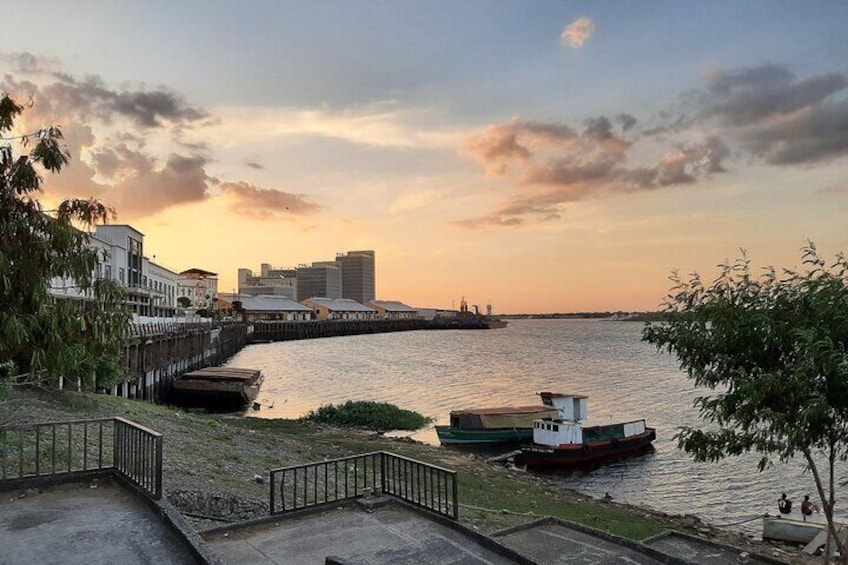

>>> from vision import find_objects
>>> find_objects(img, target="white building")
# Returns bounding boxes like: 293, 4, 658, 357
49, 224, 179, 317
177, 268, 219, 312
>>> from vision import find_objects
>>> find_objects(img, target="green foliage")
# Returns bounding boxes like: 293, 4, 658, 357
177, 296, 192, 308
0, 94, 130, 396
302, 400, 432, 432
643, 244, 848, 559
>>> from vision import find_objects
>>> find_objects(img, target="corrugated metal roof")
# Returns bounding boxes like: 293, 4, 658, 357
303, 297, 375, 312
239, 294, 311, 312
368, 300, 417, 312
450, 405, 557, 416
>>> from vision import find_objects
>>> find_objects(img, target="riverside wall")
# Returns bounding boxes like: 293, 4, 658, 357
113, 319, 425, 402
116, 323, 250, 402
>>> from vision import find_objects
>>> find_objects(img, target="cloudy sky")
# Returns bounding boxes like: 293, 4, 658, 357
3, 1, 848, 312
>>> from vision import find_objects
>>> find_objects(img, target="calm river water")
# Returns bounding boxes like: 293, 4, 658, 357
225, 318, 847, 533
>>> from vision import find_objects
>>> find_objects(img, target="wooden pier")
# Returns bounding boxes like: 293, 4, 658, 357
251, 319, 424, 342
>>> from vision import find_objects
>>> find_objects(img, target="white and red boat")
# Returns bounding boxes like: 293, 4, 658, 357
517, 392, 656, 470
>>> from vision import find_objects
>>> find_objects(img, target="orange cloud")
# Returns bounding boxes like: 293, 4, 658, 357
561, 18, 596, 48
220, 181, 323, 219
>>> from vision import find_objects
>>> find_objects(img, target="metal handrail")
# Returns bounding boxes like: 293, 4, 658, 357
0, 417, 163, 500
269, 451, 458, 520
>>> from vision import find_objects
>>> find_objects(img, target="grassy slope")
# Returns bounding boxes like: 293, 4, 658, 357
0, 389, 771, 549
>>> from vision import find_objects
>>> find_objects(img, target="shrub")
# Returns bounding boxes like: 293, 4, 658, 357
302, 400, 432, 432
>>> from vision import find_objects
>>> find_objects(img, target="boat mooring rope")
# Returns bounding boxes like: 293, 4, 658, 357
710, 514, 768, 528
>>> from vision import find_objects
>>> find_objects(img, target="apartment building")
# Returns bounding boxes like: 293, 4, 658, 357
49, 224, 179, 317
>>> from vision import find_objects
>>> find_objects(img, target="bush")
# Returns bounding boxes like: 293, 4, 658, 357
302, 401, 432, 432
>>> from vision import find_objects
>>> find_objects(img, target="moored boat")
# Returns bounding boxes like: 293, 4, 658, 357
517, 392, 656, 469
170, 367, 264, 410
762, 515, 827, 544
436, 405, 559, 445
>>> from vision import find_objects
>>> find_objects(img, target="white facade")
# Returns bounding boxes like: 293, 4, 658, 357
49, 224, 178, 316
177, 269, 219, 311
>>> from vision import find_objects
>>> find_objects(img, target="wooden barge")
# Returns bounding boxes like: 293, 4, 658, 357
170, 367, 264, 410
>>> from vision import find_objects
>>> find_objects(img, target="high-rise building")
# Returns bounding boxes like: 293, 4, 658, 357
336, 250, 375, 304
296, 262, 341, 301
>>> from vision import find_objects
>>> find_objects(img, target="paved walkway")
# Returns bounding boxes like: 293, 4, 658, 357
206, 504, 524, 564
494, 521, 667, 565
0, 482, 198, 565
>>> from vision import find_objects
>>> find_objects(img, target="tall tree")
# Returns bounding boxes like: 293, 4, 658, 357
643, 245, 848, 562
0, 94, 130, 398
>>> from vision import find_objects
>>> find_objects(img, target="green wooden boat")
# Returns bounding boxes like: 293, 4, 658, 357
436, 405, 558, 445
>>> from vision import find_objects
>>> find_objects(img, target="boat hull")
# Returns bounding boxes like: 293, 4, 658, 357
435, 425, 534, 445
518, 429, 656, 469
762, 516, 827, 544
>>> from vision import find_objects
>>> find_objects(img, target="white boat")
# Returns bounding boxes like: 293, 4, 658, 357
517, 392, 656, 469
762, 514, 827, 544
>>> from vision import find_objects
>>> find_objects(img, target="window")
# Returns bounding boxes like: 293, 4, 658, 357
119, 268, 125, 284
553, 425, 559, 432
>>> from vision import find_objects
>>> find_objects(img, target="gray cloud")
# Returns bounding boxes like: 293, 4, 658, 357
220, 181, 322, 219
696, 65, 847, 126
43, 74, 208, 128
616, 113, 637, 132
1, 72, 212, 218
0, 52, 60, 73
460, 63, 848, 228
245, 159, 264, 170
683, 64, 848, 165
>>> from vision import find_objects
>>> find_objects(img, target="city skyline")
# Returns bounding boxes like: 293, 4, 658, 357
3, 2, 847, 313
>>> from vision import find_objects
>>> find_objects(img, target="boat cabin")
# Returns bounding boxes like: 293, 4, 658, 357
532, 418, 648, 447
533, 393, 648, 448
539, 392, 588, 421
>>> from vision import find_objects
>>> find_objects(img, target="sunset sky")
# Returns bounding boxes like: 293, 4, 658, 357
4, 1, 848, 313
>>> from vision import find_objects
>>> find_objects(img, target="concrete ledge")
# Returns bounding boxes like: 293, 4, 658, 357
642, 530, 789, 565
202, 497, 362, 538
492, 516, 688, 565
0, 468, 112, 494
387, 498, 540, 565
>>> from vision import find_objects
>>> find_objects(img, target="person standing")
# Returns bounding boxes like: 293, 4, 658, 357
801, 495, 820, 521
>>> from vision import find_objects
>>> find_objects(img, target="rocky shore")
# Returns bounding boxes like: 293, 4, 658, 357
0, 389, 817, 563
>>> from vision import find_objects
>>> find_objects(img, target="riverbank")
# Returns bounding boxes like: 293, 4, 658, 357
0, 389, 812, 563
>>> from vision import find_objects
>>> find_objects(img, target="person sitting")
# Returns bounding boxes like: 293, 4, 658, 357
801, 495, 820, 521
778, 493, 792, 515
